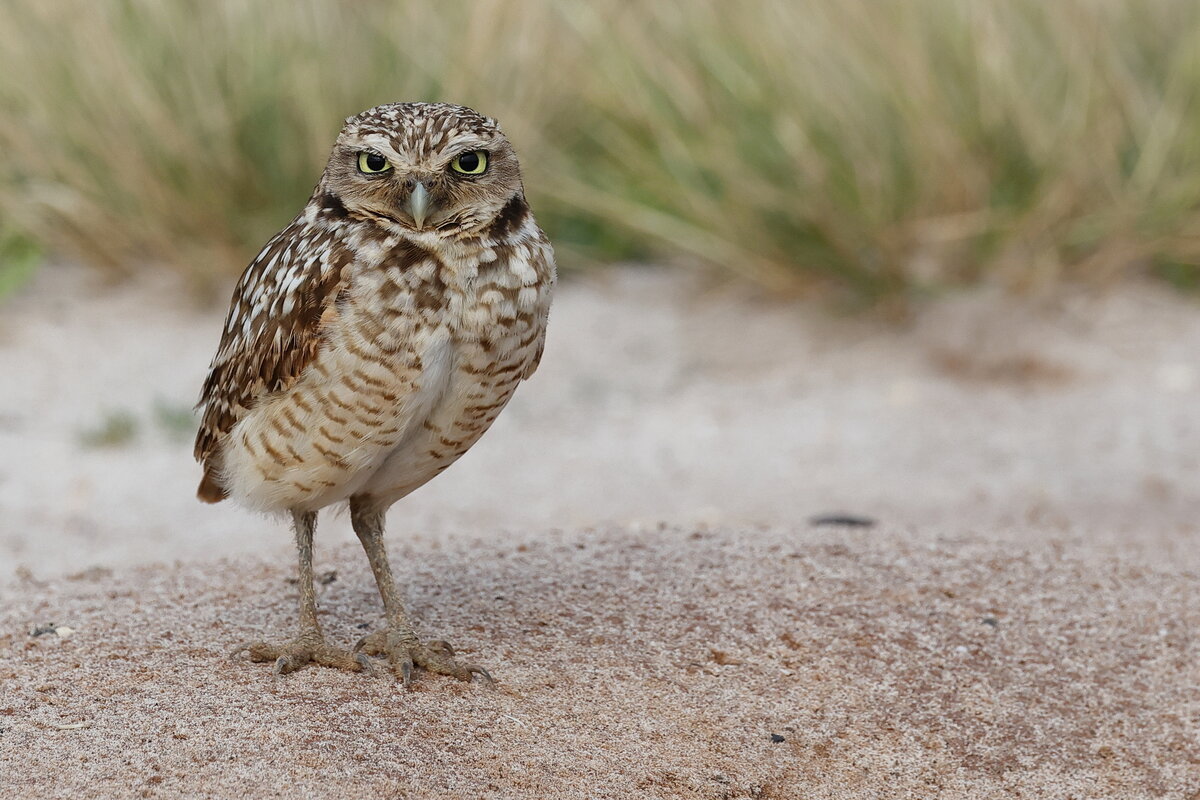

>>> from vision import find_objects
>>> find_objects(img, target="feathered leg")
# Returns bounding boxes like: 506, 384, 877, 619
350, 497, 491, 687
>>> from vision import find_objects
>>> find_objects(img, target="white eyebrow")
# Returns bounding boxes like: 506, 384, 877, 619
446, 135, 492, 152
358, 134, 404, 160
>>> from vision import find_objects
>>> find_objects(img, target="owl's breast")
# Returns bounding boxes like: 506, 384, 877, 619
354, 243, 553, 505
217, 222, 554, 513
356, 322, 543, 506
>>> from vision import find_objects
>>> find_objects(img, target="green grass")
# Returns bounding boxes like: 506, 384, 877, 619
2, 0, 1199, 303
78, 410, 138, 449
0, 226, 41, 298
152, 399, 198, 442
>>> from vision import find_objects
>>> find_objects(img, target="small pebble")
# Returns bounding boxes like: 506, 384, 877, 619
981, 617, 999, 627
286, 569, 337, 586
809, 513, 877, 528
770, 733, 786, 743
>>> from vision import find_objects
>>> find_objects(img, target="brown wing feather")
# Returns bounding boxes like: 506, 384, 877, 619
194, 214, 353, 500
521, 334, 546, 380
520, 232, 555, 381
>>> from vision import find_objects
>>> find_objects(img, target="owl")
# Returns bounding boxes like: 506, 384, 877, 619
194, 102, 555, 685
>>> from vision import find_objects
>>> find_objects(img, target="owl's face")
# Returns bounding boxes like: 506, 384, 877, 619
318, 102, 523, 236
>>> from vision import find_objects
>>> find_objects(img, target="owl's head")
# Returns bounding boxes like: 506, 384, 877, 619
317, 102, 524, 236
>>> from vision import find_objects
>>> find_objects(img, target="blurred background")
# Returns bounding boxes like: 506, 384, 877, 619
2, 0, 1199, 581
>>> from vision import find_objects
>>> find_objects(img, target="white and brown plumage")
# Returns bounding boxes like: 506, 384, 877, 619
195, 102, 554, 684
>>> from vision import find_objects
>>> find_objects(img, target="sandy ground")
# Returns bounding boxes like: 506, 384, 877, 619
1, 525, 1197, 798
0, 266, 1199, 796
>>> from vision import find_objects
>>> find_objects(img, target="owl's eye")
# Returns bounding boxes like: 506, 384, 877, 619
357, 151, 392, 174
450, 150, 488, 175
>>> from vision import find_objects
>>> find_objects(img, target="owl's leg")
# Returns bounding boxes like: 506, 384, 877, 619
231, 510, 369, 676
349, 497, 492, 687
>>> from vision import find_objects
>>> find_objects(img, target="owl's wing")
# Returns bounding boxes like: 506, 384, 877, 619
194, 216, 351, 499
519, 232, 556, 381
521, 337, 546, 380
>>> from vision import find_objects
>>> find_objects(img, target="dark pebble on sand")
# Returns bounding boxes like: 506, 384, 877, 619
809, 513, 877, 528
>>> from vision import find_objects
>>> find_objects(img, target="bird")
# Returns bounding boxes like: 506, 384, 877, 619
193, 102, 555, 686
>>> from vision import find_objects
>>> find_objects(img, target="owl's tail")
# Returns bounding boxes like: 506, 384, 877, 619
197, 467, 229, 503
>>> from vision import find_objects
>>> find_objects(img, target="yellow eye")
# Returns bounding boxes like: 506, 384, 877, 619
450, 150, 488, 175
357, 151, 392, 174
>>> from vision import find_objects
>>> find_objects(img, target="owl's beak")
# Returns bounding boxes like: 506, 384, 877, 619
407, 181, 432, 230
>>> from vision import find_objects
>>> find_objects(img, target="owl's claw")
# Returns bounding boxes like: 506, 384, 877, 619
353, 630, 386, 654
354, 629, 492, 687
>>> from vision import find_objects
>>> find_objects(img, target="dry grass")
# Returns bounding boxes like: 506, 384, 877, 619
1, 0, 1199, 301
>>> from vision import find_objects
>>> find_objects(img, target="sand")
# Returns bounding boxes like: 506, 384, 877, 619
2, 524, 1196, 799
1, 265, 1198, 797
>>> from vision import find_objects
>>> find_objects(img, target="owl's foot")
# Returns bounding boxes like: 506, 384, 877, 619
354, 629, 492, 687
230, 629, 372, 676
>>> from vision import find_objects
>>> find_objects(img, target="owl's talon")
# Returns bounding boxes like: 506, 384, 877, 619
400, 658, 414, 687
356, 628, 491, 687
228, 641, 254, 660
354, 631, 387, 655
468, 664, 495, 684
231, 631, 366, 677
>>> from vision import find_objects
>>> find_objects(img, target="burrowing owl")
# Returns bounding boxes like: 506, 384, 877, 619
194, 103, 555, 685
